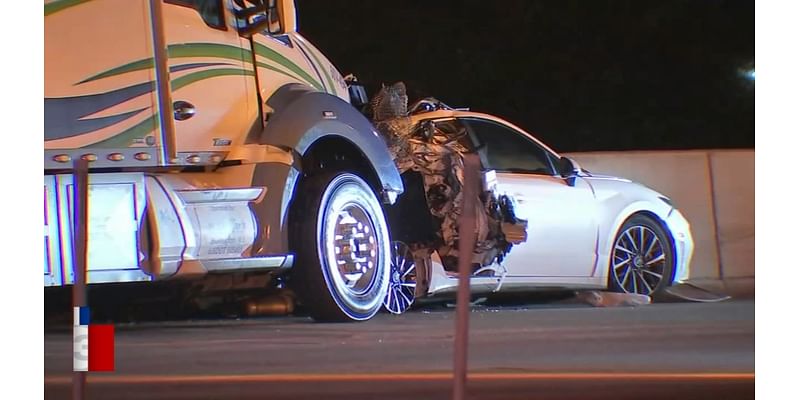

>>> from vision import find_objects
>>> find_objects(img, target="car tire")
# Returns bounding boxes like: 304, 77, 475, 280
608, 215, 674, 296
290, 172, 391, 322
383, 240, 417, 314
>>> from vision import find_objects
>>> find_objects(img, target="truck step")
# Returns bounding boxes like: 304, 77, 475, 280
201, 255, 294, 272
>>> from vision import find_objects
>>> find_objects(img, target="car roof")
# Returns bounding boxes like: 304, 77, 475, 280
406, 109, 562, 157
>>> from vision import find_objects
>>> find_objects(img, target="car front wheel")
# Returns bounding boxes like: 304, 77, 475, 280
608, 215, 674, 296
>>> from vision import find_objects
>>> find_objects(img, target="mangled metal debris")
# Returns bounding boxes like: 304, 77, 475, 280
370, 82, 528, 274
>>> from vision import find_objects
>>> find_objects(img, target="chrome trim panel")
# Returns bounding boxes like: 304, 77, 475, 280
176, 187, 265, 204
87, 269, 152, 284
143, 176, 187, 279
201, 255, 292, 272
189, 201, 258, 260
152, 174, 263, 264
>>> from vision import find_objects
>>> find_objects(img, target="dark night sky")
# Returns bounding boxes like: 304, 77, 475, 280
295, 0, 754, 153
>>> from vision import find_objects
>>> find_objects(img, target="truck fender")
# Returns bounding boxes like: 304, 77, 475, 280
255, 83, 403, 197
247, 84, 403, 255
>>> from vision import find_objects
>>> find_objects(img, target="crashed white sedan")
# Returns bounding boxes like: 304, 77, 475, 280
370, 90, 694, 314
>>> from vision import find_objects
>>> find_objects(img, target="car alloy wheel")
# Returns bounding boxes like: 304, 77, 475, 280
383, 241, 416, 314
610, 216, 673, 296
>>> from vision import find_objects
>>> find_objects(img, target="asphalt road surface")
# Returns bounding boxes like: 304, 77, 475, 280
44, 299, 754, 399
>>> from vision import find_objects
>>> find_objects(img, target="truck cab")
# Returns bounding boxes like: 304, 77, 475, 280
44, 0, 403, 322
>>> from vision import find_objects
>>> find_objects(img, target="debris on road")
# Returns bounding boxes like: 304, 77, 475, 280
574, 291, 652, 307
659, 283, 732, 303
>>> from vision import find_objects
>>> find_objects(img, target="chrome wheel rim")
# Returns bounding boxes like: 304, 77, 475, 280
324, 202, 380, 295
313, 173, 390, 321
612, 225, 666, 295
383, 241, 416, 314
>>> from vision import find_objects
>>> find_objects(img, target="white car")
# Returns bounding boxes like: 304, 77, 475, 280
380, 106, 694, 314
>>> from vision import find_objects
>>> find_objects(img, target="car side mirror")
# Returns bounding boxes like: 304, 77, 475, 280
558, 157, 580, 187
558, 157, 579, 177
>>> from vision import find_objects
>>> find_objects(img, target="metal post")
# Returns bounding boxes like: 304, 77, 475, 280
72, 158, 89, 400
453, 154, 480, 400
149, 0, 178, 165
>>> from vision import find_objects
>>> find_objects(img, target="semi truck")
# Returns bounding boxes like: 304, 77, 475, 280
44, 0, 404, 322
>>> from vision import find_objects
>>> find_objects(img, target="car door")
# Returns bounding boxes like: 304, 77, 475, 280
462, 118, 599, 277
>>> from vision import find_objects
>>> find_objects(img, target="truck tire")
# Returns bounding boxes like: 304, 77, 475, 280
290, 172, 391, 322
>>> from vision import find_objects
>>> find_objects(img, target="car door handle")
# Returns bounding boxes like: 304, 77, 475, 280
173, 100, 196, 121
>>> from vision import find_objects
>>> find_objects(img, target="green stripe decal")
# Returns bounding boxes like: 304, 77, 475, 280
79, 43, 318, 90
171, 68, 255, 90
89, 112, 158, 148
45, 0, 92, 16
253, 42, 323, 91
255, 62, 306, 85
167, 43, 249, 63
67, 39, 329, 146
80, 43, 249, 84
79, 59, 154, 84
85, 68, 254, 148
296, 41, 335, 94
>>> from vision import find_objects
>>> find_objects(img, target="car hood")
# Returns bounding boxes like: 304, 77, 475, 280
581, 172, 671, 209
580, 172, 632, 183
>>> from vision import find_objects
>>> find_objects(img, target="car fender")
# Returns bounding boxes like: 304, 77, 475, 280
585, 177, 673, 281
598, 197, 672, 270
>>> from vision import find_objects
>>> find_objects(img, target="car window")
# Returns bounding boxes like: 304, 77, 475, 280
463, 118, 556, 175
166, 0, 225, 30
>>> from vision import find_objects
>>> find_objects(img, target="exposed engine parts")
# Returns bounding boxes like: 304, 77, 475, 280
370, 82, 528, 273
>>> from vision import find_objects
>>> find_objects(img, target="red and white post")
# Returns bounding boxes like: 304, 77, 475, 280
71, 158, 89, 400
453, 154, 480, 400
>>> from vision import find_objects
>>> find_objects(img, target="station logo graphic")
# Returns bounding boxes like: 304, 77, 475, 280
73, 307, 115, 372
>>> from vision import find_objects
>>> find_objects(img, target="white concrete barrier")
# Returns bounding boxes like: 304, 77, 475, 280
564, 149, 754, 289
708, 150, 754, 279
